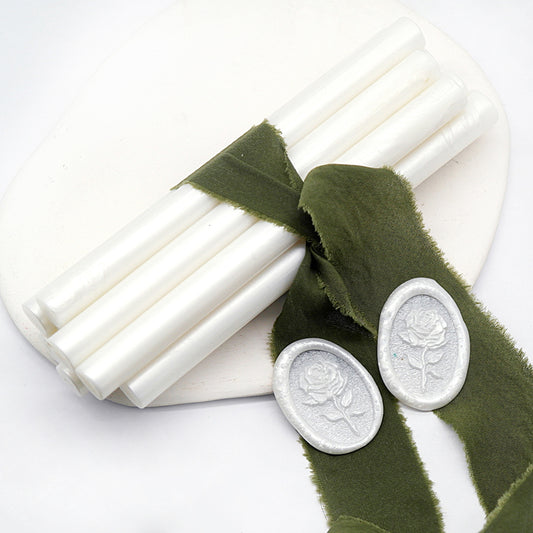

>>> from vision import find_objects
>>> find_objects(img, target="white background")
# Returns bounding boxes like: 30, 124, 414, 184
0, 1, 532, 532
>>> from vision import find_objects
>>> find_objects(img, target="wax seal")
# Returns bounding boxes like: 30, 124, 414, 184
273, 338, 383, 455
377, 277, 470, 411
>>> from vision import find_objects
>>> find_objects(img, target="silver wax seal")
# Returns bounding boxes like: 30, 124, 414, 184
273, 338, 383, 455
378, 277, 470, 411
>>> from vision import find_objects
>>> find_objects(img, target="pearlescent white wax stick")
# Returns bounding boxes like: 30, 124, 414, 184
56, 364, 87, 397
23, 297, 58, 342
338, 75, 467, 168
47, 204, 256, 368
268, 17, 424, 147
394, 91, 498, 187
24, 185, 219, 332
75, 222, 301, 400
289, 50, 440, 178
121, 244, 307, 408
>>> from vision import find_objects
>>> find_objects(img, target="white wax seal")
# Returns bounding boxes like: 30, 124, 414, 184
378, 277, 470, 411
273, 338, 383, 455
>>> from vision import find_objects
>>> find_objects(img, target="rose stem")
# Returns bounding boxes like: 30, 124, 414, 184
332, 396, 361, 435
421, 346, 429, 392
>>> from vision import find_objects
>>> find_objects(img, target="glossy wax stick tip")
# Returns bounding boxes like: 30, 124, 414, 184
76, 368, 106, 401
56, 364, 88, 397
120, 383, 146, 408
22, 297, 57, 338
394, 90, 498, 187
467, 90, 498, 125
46, 336, 72, 368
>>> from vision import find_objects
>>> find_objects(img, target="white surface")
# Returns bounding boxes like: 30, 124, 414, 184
0, 1, 531, 533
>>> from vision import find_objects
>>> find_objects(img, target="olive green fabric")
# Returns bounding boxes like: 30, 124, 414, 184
481, 465, 533, 532
183, 122, 533, 531
181, 122, 315, 239
329, 516, 390, 533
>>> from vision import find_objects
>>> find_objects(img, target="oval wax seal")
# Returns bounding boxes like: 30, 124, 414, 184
273, 338, 383, 455
378, 277, 470, 411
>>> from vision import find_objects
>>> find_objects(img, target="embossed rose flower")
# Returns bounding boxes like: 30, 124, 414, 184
299, 361, 347, 404
400, 309, 447, 349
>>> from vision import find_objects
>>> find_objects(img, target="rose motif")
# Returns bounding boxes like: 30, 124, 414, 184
299, 361, 347, 404
399, 308, 448, 392
400, 309, 447, 349
299, 360, 364, 435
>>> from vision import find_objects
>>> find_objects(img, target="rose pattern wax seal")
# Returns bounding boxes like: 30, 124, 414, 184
378, 278, 470, 411
273, 338, 383, 455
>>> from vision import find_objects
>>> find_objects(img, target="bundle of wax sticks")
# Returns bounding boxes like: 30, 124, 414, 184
24, 18, 497, 407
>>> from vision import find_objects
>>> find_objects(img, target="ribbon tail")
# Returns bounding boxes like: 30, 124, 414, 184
271, 250, 444, 533
328, 516, 391, 533
480, 464, 533, 532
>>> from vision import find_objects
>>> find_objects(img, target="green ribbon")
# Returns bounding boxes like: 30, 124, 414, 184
184, 122, 533, 532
